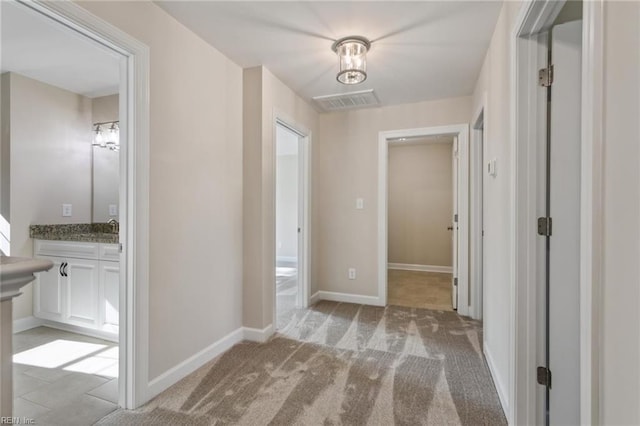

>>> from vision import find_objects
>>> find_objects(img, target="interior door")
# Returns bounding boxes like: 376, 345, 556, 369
547, 19, 582, 425
451, 136, 459, 310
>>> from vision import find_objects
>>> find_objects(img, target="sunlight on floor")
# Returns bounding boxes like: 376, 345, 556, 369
13, 340, 107, 369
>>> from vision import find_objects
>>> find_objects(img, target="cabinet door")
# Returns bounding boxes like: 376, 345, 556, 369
65, 258, 100, 326
99, 261, 120, 331
34, 257, 65, 321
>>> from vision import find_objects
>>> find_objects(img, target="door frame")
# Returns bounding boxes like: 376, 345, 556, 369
510, 0, 604, 423
378, 124, 469, 313
272, 113, 311, 319
471, 94, 487, 321
23, 0, 150, 409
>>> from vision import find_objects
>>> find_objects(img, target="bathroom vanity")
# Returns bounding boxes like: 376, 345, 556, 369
30, 225, 120, 341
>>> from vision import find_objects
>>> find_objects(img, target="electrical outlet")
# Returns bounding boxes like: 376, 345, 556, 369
62, 204, 72, 217
356, 198, 364, 210
109, 204, 118, 216
348, 268, 356, 280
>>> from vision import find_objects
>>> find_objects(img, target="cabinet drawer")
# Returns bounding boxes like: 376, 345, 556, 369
35, 240, 99, 260
100, 244, 120, 262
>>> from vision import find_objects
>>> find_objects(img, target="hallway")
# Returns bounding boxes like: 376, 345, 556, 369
98, 302, 505, 425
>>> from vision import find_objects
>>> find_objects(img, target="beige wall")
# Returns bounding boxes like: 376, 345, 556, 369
315, 96, 470, 298
388, 141, 453, 267
3, 73, 93, 320
243, 66, 318, 329
91, 95, 119, 223
77, 1, 244, 381
601, 2, 640, 423
469, 0, 522, 408
276, 154, 298, 261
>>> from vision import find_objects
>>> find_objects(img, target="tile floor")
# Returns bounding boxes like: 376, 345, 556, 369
275, 264, 298, 330
13, 327, 119, 425
387, 269, 454, 310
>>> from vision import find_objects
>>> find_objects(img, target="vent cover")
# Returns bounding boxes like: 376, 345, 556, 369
313, 89, 380, 112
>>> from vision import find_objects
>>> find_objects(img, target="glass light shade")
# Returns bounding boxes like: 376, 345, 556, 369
106, 123, 119, 148
333, 37, 370, 85
94, 125, 106, 147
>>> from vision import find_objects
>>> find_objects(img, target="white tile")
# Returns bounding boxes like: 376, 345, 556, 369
22, 373, 108, 409
35, 395, 117, 426
13, 372, 49, 397
13, 397, 50, 419
23, 365, 73, 382
87, 379, 119, 404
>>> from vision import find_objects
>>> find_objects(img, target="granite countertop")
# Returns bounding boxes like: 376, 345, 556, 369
30, 223, 119, 244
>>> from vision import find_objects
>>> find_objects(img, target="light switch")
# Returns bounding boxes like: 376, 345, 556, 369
488, 159, 498, 177
348, 268, 357, 280
109, 204, 118, 216
356, 198, 364, 210
62, 204, 72, 217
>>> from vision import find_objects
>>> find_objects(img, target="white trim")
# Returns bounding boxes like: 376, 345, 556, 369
378, 124, 469, 314
147, 328, 244, 400
36, 320, 118, 343
12, 316, 43, 334
25, 0, 151, 410
310, 291, 321, 305
470, 92, 487, 321
312, 291, 384, 307
579, 1, 604, 423
276, 256, 297, 264
484, 342, 509, 417
387, 263, 453, 274
242, 324, 274, 343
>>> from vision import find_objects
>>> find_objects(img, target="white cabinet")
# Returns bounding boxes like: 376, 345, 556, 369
33, 240, 119, 339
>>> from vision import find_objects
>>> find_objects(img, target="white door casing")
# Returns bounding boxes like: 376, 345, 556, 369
452, 136, 459, 310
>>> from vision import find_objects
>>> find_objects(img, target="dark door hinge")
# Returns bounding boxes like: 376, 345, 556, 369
453, 277, 458, 287
539, 65, 554, 87
537, 366, 552, 388
537, 217, 552, 236
454, 214, 458, 223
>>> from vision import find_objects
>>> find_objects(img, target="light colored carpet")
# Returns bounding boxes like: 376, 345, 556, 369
388, 269, 453, 311
98, 302, 505, 425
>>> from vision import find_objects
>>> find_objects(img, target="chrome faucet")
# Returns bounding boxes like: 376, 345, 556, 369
107, 219, 119, 234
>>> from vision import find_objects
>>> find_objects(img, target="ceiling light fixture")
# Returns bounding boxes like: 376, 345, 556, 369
332, 36, 370, 85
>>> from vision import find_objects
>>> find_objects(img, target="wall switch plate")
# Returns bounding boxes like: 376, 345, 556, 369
348, 268, 356, 280
109, 204, 118, 216
62, 204, 72, 217
488, 159, 498, 177
356, 198, 364, 210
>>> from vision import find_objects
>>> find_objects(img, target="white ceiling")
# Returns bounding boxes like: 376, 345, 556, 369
156, 1, 502, 108
1, 1, 121, 98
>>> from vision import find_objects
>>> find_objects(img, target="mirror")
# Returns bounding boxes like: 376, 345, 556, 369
92, 94, 120, 223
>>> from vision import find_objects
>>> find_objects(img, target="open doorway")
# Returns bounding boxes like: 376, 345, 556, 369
386, 135, 455, 310
0, 0, 140, 420
274, 121, 309, 330
378, 124, 469, 314
471, 103, 486, 320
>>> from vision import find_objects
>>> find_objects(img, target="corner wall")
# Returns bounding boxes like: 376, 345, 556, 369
315, 96, 471, 299
243, 66, 318, 330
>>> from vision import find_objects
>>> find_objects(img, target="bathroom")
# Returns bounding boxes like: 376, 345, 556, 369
1, 1, 123, 422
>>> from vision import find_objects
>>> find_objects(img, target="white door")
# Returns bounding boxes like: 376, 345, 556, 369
34, 256, 65, 321
451, 137, 459, 310
548, 20, 582, 425
66, 258, 100, 326
100, 261, 120, 331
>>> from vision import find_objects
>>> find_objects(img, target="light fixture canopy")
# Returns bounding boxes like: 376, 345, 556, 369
332, 36, 370, 85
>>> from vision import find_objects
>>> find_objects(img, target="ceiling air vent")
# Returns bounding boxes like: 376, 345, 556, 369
313, 89, 380, 112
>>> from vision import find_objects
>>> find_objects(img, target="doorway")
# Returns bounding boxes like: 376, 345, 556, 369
274, 120, 310, 330
378, 124, 469, 314
386, 135, 455, 310
2, 0, 150, 413
471, 103, 486, 320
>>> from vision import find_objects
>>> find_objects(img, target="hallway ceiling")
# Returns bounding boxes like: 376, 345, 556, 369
156, 1, 502, 108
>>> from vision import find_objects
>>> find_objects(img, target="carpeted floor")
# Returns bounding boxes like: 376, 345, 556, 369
98, 302, 505, 425
388, 269, 453, 311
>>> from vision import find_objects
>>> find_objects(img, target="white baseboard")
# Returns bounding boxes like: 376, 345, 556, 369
242, 324, 274, 343
310, 291, 384, 307
13, 316, 44, 334
37, 320, 119, 343
484, 343, 509, 416
388, 263, 453, 273
147, 327, 244, 399
310, 291, 321, 305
